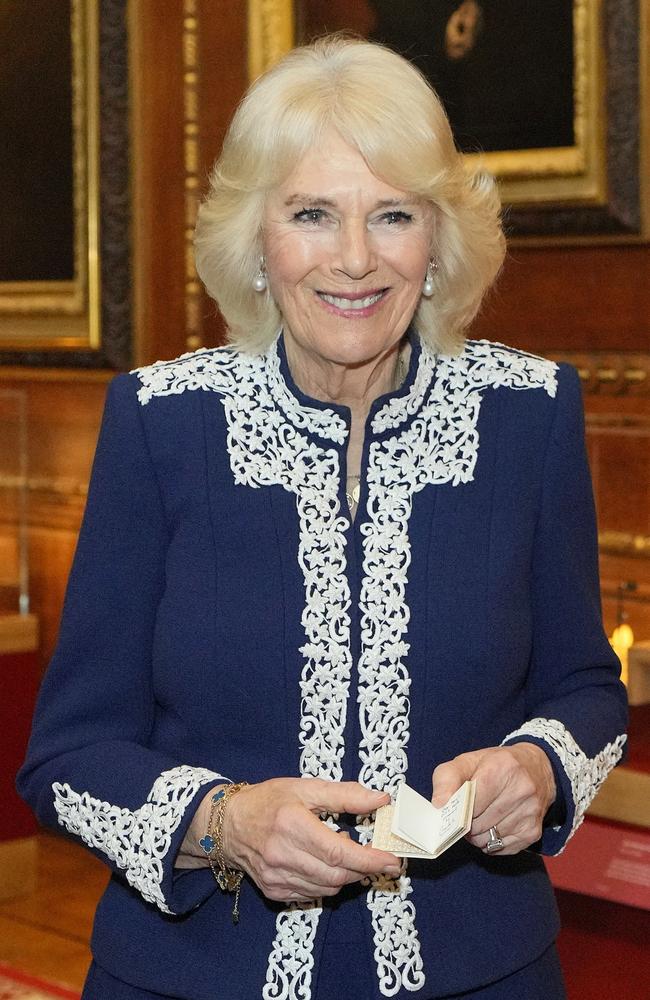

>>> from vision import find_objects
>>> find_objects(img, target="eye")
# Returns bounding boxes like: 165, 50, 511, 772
380, 210, 414, 225
293, 207, 327, 225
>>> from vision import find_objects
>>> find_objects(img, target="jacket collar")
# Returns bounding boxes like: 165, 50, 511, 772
267, 327, 434, 447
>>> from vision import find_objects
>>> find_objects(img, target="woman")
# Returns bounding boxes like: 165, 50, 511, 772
18, 36, 626, 1000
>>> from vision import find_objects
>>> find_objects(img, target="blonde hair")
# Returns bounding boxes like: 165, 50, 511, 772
194, 35, 505, 354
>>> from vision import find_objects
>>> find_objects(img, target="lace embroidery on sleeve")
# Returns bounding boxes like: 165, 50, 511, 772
52, 765, 226, 913
503, 718, 626, 848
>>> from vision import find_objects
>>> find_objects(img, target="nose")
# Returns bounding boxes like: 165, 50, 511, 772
333, 218, 377, 280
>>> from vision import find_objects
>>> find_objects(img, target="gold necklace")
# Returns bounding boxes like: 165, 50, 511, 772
345, 474, 361, 512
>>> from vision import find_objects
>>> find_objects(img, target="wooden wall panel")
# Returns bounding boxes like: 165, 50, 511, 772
197, 0, 248, 350
0, 374, 108, 669
130, 1, 187, 366
474, 246, 650, 356
129, 1, 249, 363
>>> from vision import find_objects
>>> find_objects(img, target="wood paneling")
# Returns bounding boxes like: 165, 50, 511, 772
0, 375, 106, 669
130, 2, 249, 363
198, 0, 248, 350
474, 246, 650, 355
130, 1, 187, 366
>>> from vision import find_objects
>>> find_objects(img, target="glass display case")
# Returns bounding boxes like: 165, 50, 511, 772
587, 417, 650, 831
0, 389, 29, 617
0, 387, 39, 902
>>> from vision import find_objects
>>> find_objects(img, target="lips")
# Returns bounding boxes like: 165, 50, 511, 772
316, 289, 388, 311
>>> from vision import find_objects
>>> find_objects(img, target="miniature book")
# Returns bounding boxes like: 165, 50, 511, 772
372, 780, 476, 858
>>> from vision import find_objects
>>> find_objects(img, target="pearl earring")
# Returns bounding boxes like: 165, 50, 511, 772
253, 256, 267, 293
422, 258, 438, 297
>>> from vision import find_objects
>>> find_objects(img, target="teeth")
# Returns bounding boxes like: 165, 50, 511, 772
319, 291, 383, 310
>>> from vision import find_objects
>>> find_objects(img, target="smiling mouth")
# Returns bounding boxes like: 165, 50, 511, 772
316, 289, 388, 311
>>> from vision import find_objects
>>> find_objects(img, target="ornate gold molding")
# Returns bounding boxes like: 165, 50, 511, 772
550, 352, 650, 395
182, 0, 203, 352
247, 0, 294, 80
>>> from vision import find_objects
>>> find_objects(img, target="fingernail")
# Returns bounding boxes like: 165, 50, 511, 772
384, 867, 401, 877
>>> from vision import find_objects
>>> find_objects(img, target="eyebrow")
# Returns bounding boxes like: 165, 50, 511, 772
283, 194, 416, 210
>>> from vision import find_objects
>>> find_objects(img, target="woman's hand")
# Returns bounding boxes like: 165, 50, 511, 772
177, 778, 402, 902
431, 743, 556, 855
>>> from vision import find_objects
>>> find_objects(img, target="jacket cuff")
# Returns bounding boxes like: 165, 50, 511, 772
501, 718, 627, 855
52, 765, 230, 915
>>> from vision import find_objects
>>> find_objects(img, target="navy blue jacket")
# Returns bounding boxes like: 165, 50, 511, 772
18, 333, 627, 999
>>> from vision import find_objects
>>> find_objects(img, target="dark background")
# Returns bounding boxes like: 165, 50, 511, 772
299, 0, 575, 153
0, 0, 74, 282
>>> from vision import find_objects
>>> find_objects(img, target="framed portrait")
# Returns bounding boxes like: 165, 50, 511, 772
0, 0, 131, 368
248, 0, 649, 242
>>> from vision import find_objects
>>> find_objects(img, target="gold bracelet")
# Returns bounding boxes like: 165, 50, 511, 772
199, 782, 249, 923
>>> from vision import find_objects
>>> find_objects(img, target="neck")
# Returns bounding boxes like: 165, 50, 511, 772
284, 336, 410, 425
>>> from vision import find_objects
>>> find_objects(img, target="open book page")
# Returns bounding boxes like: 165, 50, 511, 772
372, 780, 476, 859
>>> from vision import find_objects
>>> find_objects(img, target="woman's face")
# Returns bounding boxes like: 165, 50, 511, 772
262, 130, 435, 370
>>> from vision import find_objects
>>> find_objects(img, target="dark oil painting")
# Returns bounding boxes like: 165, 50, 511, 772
0, 0, 74, 283
298, 1, 575, 155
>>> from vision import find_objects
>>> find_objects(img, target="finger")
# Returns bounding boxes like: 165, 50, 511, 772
432, 752, 480, 806
470, 792, 531, 839
259, 847, 385, 901
298, 811, 401, 875
290, 850, 381, 892
470, 753, 544, 827
301, 779, 391, 817
466, 797, 543, 854
472, 801, 545, 852
475, 834, 519, 856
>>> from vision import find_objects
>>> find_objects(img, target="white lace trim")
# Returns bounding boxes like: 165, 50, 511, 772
266, 340, 348, 444
134, 341, 351, 998
137, 344, 353, 998
132, 348, 236, 405
225, 375, 351, 998
262, 902, 321, 1000
221, 357, 352, 1000
356, 340, 556, 995
134, 341, 349, 445
503, 718, 627, 850
371, 343, 436, 435
52, 765, 225, 914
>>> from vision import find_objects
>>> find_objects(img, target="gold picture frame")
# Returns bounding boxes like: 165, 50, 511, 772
0, 0, 131, 367
248, 0, 649, 242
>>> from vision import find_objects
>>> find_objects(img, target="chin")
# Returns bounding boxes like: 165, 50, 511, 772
316, 338, 399, 369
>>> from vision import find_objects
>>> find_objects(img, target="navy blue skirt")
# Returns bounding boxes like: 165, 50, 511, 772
83, 943, 566, 999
